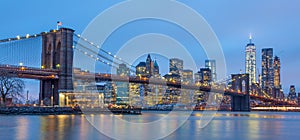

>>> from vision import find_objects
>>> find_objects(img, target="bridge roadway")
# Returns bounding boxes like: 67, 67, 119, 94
0, 65, 59, 80
0, 65, 295, 105
0, 65, 245, 96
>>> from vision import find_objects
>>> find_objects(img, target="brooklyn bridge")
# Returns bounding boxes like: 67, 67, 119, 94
0, 28, 295, 111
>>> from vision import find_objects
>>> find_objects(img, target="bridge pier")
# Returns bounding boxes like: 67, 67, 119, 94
39, 28, 74, 106
230, 74, 250, 111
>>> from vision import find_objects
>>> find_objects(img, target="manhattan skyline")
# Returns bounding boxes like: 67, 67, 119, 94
1, 0, 300, 95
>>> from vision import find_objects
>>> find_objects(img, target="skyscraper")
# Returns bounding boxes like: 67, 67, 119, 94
198, 68, 212, 85
169, 58, 183, 76
262, 48, 274, 95
273, 56, 281, 88
205, 59, 217, 82
146, 54, 154, 77
245, 34, 256, 85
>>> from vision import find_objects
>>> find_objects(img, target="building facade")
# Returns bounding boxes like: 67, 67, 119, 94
287, 85, 297, 102
261, 48, 274, 96
273, 56, 281, 88
182, 69, 193, 84
117, 63, 130, 76
245, 36, 256, 85
205, 59, 217, 82
169, 58, 183, 76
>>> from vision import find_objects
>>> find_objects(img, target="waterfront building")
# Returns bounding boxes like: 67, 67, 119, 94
245, 35, 256, 86
205, 59, 217, 82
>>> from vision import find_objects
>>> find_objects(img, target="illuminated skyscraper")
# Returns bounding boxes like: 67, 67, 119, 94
262, 48, 274, 95
169, 58, 183, 76
273, 56, 281, 88
245, 34, 256, 85
205, 59, 217, 82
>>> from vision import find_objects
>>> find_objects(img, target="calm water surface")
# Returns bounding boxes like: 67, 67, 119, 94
1, 111, 300, 140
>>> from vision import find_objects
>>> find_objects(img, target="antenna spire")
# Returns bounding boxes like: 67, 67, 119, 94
249, 33, 252, 43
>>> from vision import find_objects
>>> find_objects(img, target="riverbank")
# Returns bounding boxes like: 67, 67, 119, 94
0, 106, 82, 115
0, 106, 142, 115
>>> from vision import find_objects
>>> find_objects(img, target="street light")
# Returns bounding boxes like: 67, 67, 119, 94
51, 84, 54, 107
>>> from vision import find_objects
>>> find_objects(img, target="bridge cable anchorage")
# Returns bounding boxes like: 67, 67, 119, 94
74, 33, 136, 69
73, 40, 136, 73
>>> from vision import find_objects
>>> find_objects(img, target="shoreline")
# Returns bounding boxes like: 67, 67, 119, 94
1, 106, 300, 115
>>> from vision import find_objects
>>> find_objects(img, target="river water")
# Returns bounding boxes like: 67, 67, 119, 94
0, 111, 300, 140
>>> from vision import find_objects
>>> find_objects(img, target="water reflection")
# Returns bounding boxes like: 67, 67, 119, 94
0, 112, 300, 140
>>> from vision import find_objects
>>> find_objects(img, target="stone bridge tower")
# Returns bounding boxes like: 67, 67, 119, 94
231, 74, 250, 111
39, 28, 74, 105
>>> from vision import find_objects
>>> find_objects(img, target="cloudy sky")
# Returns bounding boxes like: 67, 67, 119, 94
1, 0, 300, 96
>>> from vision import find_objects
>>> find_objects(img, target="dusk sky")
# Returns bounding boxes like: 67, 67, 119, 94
1, 0, 300, 97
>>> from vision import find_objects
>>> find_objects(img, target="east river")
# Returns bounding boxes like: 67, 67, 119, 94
1, 111, 300, 140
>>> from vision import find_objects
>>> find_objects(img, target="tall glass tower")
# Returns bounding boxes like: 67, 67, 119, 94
273, 56, 281, 88
262, 48, 274, 95
205, 59, 217, 82
245, 34, 256, 85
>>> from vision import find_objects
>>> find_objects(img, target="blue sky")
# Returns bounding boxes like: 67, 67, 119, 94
1, 0, 300, 97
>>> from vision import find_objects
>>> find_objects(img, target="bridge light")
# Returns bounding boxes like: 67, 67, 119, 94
108, 52, 112, 55
26, 34, 30, 38
72, 46, 75, 48
20, 66, 25, 71
16, 35, 20, 40
19, 62, 23, 66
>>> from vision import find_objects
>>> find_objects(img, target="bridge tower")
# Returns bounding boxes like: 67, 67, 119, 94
39, 28, 74, 105
231, 74, 250, 111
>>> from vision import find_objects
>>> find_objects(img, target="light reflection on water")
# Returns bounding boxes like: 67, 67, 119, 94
0, 112, 300, 140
